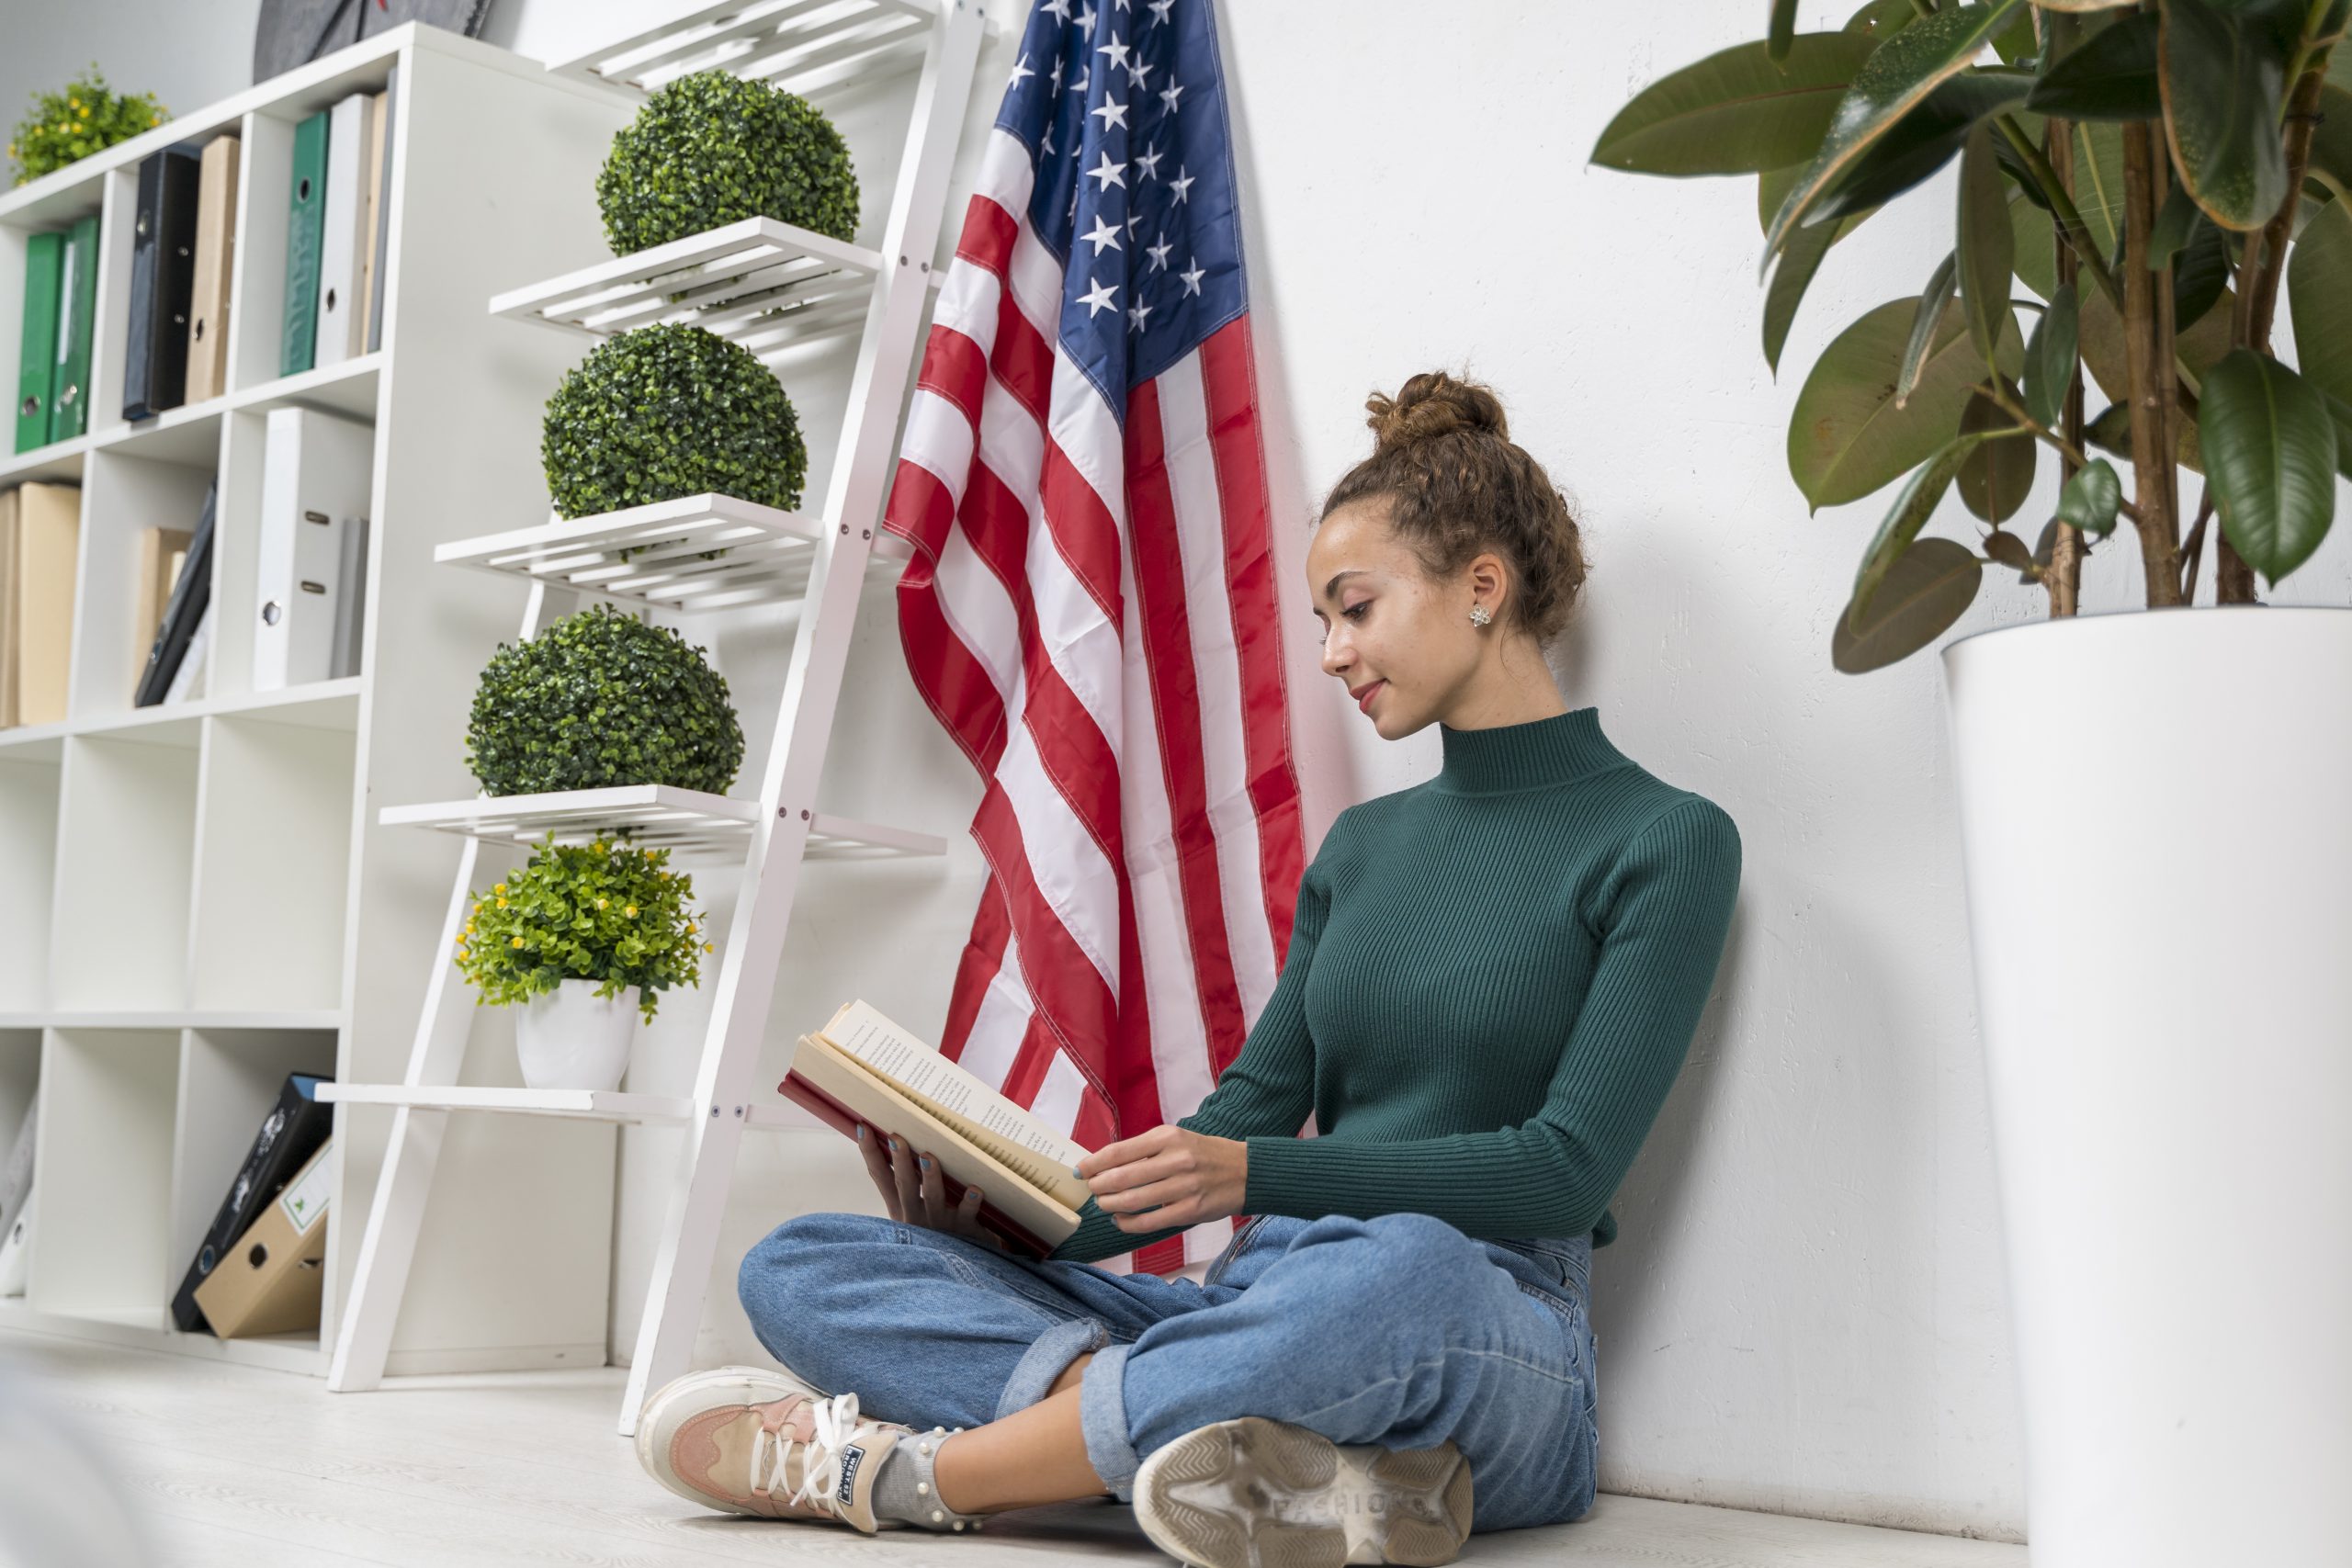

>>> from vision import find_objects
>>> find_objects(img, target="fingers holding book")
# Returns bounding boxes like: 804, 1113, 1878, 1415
857, 1123, 1006, 1253
1074, 1125, 1249, 1235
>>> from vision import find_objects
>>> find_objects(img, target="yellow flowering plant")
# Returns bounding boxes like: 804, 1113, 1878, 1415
454, 831, 713, 1023
9, 66, 166, 186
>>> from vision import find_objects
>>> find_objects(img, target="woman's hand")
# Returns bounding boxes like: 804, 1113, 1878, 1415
857, 1125, 1005, 1253
1077, 1125, 1249, 1234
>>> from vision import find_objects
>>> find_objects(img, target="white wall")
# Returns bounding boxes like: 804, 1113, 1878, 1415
0, 0, 262, 165
22, 0, 2352, 1545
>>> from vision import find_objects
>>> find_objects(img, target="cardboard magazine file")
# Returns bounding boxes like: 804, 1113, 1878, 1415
194, 1140, 331, 1338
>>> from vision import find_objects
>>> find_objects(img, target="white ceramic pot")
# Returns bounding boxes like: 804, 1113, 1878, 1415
1941, 605, 2352, 1568
514, 977, 642, 1093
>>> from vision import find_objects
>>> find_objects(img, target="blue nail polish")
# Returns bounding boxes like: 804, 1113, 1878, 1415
920, 1156, 933, 1169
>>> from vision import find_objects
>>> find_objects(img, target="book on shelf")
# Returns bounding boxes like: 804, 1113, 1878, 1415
0, 481, 81, 728
365, 67, 400, 355
0, 1097, 34, 1251
0, 1185, 30, 1298
355, 91, 384, 355
164, 603, 211, 704
133, 480, 215, 708
193, 1138, 332, 1339
779, 999, 1095, 1261
172, 1071, 333, 1334
254, 406, 371, 691
51, 213, 100, 442
134, 525, 196, 671
316, 91, 376, 370
282, 108, 330, 377
331, 513, 370, 680
0, 491, 16, 728
121, 141, 206, 423
10, 213, 102, 452
185, 134, 242, 404
13, 231, 62, 453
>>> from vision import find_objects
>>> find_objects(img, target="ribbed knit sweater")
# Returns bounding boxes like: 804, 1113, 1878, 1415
1046, 705, 1743, 1267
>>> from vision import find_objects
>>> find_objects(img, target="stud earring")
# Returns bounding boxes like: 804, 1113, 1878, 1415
1469, 604, 1492, 627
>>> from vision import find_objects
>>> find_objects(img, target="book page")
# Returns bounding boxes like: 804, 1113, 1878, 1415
785, 1036, 1080, 1250
820, 1000, 1090, 1200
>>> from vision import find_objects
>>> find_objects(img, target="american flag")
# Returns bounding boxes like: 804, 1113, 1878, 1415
881, 0, 1306, 1276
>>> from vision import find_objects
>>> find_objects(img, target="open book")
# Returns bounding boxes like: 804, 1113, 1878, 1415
779, 1000, 1094, 1260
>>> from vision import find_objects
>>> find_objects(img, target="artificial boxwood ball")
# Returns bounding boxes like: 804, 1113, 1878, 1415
542, 321, 808, 519
595, 68, 860, 255
467, 604, 746, 797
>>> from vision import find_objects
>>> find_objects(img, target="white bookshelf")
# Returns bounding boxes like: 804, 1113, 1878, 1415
0, 25, 642, 1374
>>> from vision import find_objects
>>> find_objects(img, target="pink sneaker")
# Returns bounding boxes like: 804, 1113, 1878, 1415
636, 1364, 914, 1532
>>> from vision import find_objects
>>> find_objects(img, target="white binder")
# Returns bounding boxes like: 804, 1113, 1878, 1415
255, 407, 373, 690
313, 90, 377, 368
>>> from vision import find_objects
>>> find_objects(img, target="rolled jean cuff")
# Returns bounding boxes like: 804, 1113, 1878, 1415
1077, 1341, 1141, 1502
995, 1314, 1111, 1421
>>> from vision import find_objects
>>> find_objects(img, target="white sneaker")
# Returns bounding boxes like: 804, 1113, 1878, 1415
1133, 1416, 1474, 1566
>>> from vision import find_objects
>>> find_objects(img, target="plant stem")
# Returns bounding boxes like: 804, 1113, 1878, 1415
2120, 118, 2185, 606
1979, 378, 2145, 526
2178, 484, 2215, 603
2245, 54, 2331, 353
1996, 115, 2125, 311
2045, 94, 2086, 617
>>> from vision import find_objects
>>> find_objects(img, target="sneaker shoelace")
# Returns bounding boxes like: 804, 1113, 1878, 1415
750, 1390, 891, 1519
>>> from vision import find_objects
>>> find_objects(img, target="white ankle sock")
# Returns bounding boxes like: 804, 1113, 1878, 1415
870, 1426, 989, 1533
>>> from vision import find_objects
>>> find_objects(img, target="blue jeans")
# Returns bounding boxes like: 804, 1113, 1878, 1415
736, 1208, 1600, 1532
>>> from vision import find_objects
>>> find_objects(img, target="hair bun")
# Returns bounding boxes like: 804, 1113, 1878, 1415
1364, 370, 1509, 456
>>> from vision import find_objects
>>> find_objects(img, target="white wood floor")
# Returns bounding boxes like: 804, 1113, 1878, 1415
0, 1327, 2025, 1567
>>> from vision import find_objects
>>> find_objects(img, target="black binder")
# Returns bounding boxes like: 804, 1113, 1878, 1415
121, 141, 206, 422
133, 481, 216, 707
172, 1072, 333, 1334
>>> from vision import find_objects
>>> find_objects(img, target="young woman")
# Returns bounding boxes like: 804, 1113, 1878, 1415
632, 370, 1742, 1567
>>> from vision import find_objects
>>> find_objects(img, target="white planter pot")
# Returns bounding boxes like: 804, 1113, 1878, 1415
1942, 605, 2352, 1567
514, 978, 642, 1093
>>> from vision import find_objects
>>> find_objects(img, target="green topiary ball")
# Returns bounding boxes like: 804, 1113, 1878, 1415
595, 69, 860, 255
467, 604, 746, 797
541, 321, 808, 519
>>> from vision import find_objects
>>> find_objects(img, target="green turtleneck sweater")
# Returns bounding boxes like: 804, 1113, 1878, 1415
1046, 706, 1742, 1267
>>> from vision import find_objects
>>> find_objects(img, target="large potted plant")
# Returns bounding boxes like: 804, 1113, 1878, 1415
1596, 6, 2352, 1563
455, 831, 712, 1091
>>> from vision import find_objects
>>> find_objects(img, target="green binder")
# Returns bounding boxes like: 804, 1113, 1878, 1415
15, 231, 62, 453
50, 214, 100, 442
281, 108, 331, 377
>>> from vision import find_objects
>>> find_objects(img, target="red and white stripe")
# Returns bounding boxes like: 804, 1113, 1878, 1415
882, 126, 1306, 1276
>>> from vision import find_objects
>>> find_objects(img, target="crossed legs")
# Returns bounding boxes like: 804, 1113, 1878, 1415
928, 1351, 1101, 1515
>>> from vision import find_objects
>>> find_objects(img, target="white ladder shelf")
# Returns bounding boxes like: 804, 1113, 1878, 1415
318, 0, 988, 1436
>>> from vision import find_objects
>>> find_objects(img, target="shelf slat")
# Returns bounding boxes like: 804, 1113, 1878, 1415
379, 784, 946, 863
547, 0, 940, 99
434, 492, 908, 613
319, 1084, 694, 1124
488, 216, 881, 355
380, 784, 760, 858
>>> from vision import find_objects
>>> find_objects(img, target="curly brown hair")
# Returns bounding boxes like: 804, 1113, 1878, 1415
1317, 368, 1589, 645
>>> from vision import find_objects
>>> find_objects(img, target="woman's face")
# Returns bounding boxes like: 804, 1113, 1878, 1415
1306, 501, 1498, 739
